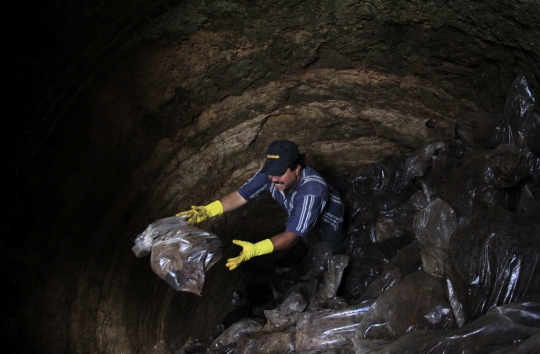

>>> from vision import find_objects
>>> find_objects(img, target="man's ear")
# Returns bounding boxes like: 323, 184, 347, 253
295, 164, 301, 176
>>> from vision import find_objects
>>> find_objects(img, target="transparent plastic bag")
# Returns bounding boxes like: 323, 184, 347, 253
345, 155, 419, 244
355, 270, 455, 340
309, 254, 350, 311
235, 331, 295, 354
420, 247, 449, 278
503, 72, 539, 151
413, 198, 458, 250
431, 148, 524, 216
446, 207, 540, 325
353, 263, 402, 304
133, 216, 223, 295
210, 318, 262, 353
341, 243, 391, 301
319, 255, 350, 300
353, 240, 423, 305
413, 198, 458, 277
352, 296, 540, 354
296, 300, 374, 352
264, 290, 307, 330
132, 216, 193, 258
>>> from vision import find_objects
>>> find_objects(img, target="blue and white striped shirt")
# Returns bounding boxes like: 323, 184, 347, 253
238, 166, 344, 238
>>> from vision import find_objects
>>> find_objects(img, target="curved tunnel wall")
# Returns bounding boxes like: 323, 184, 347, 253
5, 1, 540, 353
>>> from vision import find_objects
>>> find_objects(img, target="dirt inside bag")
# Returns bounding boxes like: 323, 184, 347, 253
446, 206, 540, 325
235, 331, 295, 354
355, 270, 456, 340
296, 300, 374, 352
352, 295, 540, 354
133, 216, 222, 295
210, 318, 262, 354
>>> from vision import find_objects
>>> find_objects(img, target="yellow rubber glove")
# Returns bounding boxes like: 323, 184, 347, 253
226, 239, 274, 270
176, 200, 223, 224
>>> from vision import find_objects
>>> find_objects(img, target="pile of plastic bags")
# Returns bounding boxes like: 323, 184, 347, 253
179, 73, 540, 353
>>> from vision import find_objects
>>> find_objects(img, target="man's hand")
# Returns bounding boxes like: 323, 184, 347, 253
226, 239, 274, 270
176, 200, 223, 224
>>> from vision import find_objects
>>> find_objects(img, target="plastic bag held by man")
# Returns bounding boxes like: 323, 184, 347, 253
132, 216, 223, 295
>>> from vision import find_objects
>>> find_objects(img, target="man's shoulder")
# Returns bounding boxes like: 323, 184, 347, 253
240, 169, 270, 190
298, 167, 329, 197
301, 166, 326, 183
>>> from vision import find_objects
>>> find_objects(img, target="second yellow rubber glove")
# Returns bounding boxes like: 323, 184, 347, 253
176, 200, 223, 224
226, 239, 274, 270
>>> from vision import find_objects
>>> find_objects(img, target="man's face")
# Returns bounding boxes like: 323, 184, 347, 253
268, 165, 301, 194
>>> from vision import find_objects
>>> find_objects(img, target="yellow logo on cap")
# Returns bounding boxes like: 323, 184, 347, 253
267, 154, 280, 159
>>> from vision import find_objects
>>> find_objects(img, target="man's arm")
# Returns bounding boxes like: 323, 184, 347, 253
176, 190, 247, 223
220, 191, 248, 213
225, 231, 299, 270
270, 231, 299, 251
221, 191, 300, 250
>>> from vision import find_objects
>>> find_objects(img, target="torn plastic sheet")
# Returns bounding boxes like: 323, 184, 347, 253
355, 270, 455, 340
351, 296, 540, 354
446, 206, 540, 325
235, 331, 295, 354
133, 216, 223, 295
296, 300, 374, 352
210, 318, 262, 354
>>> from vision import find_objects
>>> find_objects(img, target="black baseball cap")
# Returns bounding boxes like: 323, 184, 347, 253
260, 140, 300, 176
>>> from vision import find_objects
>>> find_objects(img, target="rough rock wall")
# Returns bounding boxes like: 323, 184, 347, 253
5, 0, 540, 353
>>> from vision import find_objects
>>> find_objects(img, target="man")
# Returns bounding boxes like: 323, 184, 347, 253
177, 139, 347, 270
